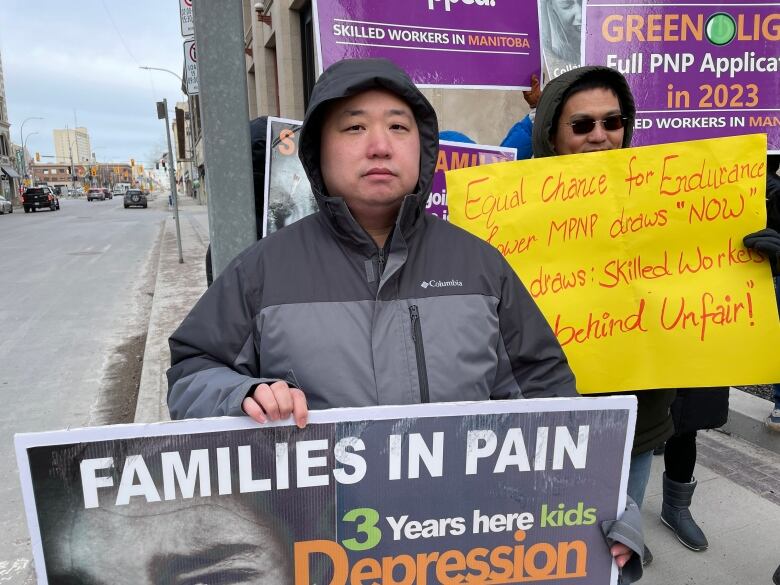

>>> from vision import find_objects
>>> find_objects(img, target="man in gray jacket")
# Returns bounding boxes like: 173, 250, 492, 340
168, 58, 576, 423
167, 58, 640, 577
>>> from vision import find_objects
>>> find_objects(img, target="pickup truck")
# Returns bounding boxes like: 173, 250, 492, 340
22, 187, 60, 213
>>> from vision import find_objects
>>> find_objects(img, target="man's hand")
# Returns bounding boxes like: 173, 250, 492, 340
242, 381, 308, 428
523, 74, 541, 108
611, 542, 633, 569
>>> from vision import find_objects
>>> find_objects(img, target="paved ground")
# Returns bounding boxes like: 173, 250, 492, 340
0, 193, 167, 583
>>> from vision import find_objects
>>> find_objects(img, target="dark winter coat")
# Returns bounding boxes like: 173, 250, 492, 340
532, 66, 676, 456
167, 58, 578, 419
767, 163, 780, 232
671, 387, 730, 434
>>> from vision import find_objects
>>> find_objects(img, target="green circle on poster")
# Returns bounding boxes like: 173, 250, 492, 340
706, 13, 736, 46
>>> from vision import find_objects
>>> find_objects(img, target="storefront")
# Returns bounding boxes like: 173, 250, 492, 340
0, 164, 20, 204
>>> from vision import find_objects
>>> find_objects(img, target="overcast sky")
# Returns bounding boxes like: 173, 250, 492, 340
2, 0, 188, 166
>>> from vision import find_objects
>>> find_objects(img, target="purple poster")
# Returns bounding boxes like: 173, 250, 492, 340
429, 140, 517, 220
313, 0, 543, 89
583, 0, 780, 153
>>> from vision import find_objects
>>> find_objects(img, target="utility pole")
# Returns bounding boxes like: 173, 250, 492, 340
65, 125, 75, 192
192, 0, 256, 277
158, 99, 184, 264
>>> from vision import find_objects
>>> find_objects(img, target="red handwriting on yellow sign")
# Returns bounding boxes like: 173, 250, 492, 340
447, 135, 780, 393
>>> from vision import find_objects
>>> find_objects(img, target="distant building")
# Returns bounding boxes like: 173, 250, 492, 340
32, 162, 132, 189
53, 127, 92, 165
0, 48, 21, 202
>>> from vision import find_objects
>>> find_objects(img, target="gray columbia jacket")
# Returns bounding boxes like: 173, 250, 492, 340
166, 58, 577, 419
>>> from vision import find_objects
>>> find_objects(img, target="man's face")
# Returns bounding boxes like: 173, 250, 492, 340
46, 500, 290, 584
319, 89, 421, 222
553, 87, 625, 155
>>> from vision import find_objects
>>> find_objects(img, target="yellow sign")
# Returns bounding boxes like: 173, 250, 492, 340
447, 135, 780, 393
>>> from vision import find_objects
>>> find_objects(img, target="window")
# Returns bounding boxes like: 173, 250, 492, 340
299, 2, 316, 110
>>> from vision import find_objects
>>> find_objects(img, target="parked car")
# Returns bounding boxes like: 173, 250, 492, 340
101, 188, 113, 200
124, 189, 147, 209
87, 188, 106, 202
22, 187, 60, 212
0, 195, 12, 214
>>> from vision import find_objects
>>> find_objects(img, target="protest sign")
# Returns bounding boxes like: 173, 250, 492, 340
313, 0, 542, 89
16, 398, 635, 585
264, 117, 316, 237
540, 0, 584, 79
447, 134, 780, 393
583, 0, 780, 153
428, 140, 517, 220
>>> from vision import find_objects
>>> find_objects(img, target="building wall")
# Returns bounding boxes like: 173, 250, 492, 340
0, 48, 19, 202
53, 127, 92, 165
31, 162, 132, 188
241, 0, 529, 145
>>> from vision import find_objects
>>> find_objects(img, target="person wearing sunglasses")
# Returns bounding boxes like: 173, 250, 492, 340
532, 67, 677, 573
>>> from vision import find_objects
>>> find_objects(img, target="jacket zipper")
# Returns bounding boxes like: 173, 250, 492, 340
377, 248, 386, 277
409, 305, 431, 403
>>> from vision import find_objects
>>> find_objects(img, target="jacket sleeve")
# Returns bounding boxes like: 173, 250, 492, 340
601, 495, 644, 584
492, 261, 578, 399
500, 114, 534, 161
167, 251, 275, 420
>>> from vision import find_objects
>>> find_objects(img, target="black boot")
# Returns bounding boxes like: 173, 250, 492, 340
660, 472, 708, 551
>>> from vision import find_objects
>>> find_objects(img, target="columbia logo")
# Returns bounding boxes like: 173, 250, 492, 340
421, 279, 463, 289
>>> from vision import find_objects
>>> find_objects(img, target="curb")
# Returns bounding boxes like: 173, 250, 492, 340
725, 387, 780, 455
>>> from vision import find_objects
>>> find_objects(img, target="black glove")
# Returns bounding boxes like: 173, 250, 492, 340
744, 228, 780, 275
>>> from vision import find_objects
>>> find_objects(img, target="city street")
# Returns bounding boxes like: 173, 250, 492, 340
0, 194, 167, 582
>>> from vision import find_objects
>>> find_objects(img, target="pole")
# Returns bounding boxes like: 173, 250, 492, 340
20, 117, 43, 190
160, 98, 184, 264
65, 125, 75, 192
192, 0, 256, 277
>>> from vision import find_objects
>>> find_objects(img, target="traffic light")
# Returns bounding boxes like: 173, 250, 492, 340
35, 152, 40, 162
131, 158, 135, 167
91, 167, 97, 177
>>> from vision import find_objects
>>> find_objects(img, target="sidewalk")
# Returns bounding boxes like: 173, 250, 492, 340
133, 197, 780, 584
134, 193, 209, 423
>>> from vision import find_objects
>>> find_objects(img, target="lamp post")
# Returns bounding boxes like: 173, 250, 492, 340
140, 66, 198, 201
22, 131, 39, 186
157, 98, 184, 264
19, 116, 44, 182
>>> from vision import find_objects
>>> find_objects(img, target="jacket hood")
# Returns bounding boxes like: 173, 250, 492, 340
298, 58, 439, 244
532, 66, 636, 158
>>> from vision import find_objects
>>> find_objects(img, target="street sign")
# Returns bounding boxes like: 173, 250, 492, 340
179, 0, 194, 37
183, 40, 199, 95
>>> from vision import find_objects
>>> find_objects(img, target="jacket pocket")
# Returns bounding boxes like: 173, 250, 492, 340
409, 305, 430, 403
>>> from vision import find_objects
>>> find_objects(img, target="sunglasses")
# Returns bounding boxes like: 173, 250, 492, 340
564, 114, 630, 135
